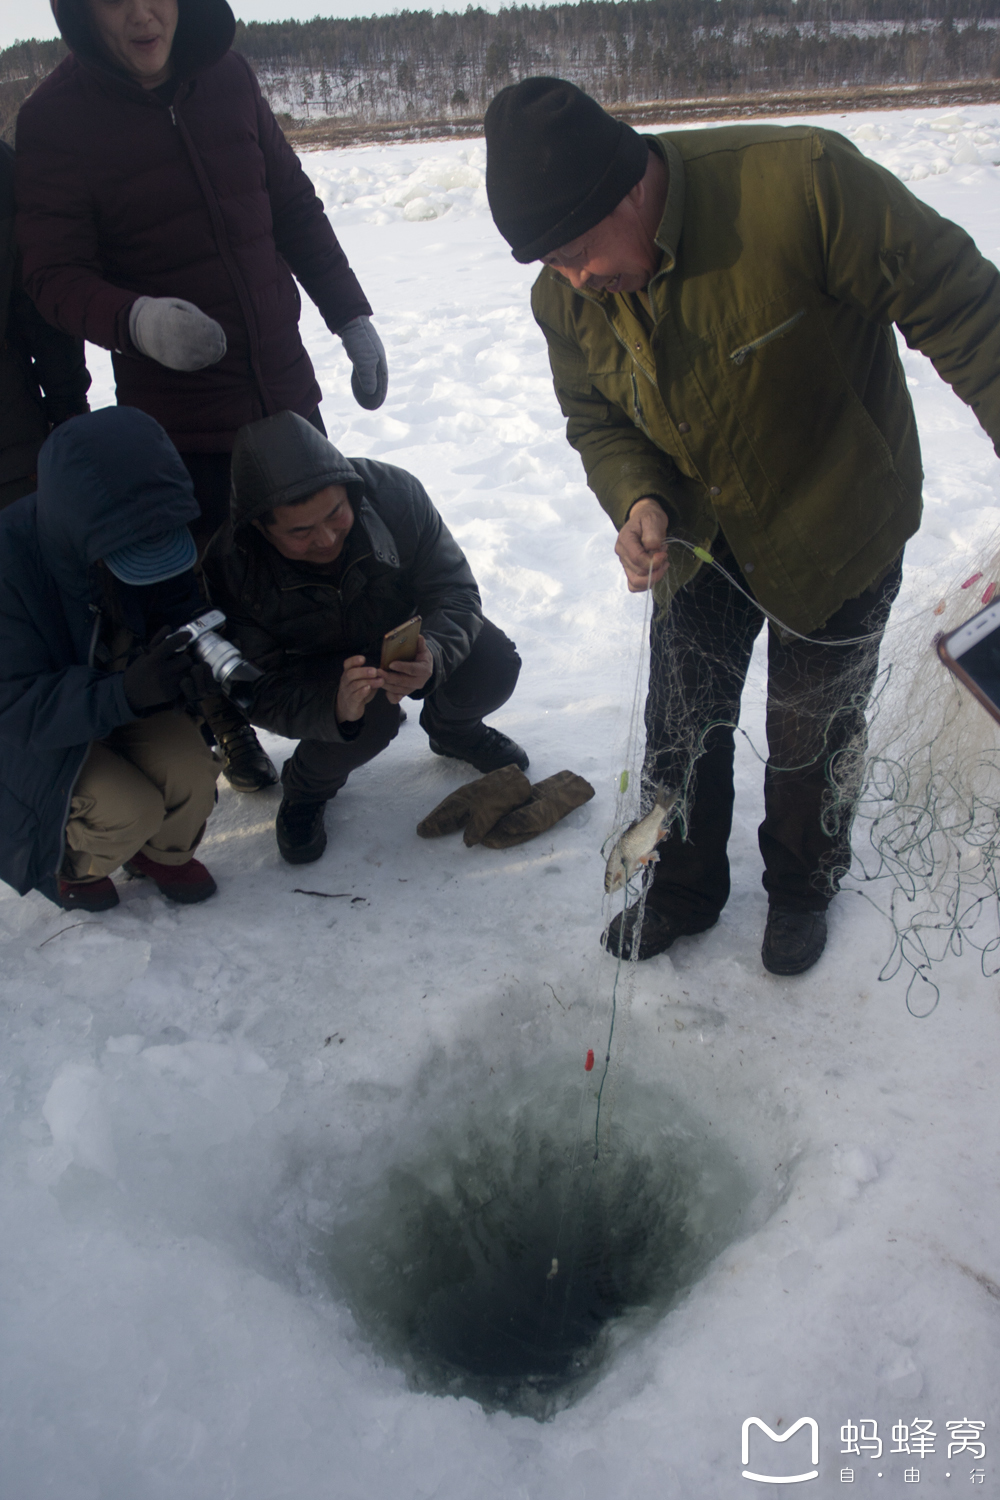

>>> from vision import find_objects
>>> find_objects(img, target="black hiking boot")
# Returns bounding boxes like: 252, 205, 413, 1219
427, 724, 529, 775
217, 722, 278, 793
603, 898, 717, 962
761, 905, 828, 976
276, 798, 328, 864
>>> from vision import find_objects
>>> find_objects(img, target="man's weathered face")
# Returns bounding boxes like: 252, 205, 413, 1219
256, 484, 355, 564
86, 0, 178, 86
541, 183, 658, 295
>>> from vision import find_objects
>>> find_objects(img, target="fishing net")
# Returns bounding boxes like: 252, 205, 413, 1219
598, 535, 1000, 1023
852, 545, 1000, 1013
520, 534, 1000, 1411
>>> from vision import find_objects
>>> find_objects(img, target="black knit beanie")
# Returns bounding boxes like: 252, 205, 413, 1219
485, 78, 650, 263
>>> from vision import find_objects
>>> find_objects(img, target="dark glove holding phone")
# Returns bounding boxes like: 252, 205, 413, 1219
122, 627, 195, 714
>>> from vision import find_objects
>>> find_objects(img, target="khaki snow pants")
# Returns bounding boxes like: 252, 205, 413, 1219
62, 712, 219, 881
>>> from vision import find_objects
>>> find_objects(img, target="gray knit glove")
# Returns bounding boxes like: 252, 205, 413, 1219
338, 315, 388, 410
128, 296, 227, 371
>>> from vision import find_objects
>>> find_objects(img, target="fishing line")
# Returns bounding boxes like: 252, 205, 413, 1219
670, 538, 945, 647
592, 555, 658, 1151
543, 558, 656, 1336
592, 868, 646, 1160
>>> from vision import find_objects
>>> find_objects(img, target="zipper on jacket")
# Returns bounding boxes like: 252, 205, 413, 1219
607, 316, 657, 386
729, 308, 806, 367
630, 369, 652, 439
170, 103, 275, 415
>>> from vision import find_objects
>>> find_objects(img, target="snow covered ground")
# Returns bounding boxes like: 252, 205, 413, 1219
3, 105, 1000, 1498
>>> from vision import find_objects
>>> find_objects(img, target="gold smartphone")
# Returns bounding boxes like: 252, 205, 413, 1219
380, 616, 421, 671
937, 600, 1000, 727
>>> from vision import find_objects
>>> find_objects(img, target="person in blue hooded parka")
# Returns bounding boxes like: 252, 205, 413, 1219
0, 406, 220, 912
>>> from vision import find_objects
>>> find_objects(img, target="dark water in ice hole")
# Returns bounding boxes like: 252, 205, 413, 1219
318, 1086, 752, 1420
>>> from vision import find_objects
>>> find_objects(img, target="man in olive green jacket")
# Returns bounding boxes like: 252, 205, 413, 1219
484, 77, 1000, 975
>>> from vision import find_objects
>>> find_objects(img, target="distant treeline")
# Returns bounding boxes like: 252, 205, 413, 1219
233, 0, 1000, 121
4, 1, 1000, 139
0, 38, 65, 141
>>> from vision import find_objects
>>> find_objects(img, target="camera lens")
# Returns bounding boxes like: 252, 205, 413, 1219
193, 630, 249, 686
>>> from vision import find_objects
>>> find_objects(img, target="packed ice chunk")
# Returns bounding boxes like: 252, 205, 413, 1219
402, 196, 442, 221
38, 927, 151, 999
952, 136, 983, 166
43, 1062, 118, 1178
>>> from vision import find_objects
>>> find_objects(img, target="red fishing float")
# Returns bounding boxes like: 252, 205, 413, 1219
983, 582, 997, 605
584, 1049, 595, 1071
962, 573, 983, 590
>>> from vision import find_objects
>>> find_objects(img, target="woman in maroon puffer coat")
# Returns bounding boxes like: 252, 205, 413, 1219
16, 0, 389, 791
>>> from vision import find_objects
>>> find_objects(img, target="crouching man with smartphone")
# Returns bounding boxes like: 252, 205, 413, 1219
202, 411, 527, 863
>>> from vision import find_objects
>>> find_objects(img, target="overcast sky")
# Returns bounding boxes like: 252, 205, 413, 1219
2, 0, 522, 53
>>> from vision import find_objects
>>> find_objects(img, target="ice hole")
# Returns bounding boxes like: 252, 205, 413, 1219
314, 1071, 756, 1420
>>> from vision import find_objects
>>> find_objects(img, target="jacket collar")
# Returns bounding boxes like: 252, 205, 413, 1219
356, 500, 400, 569
650, 136, 686, 274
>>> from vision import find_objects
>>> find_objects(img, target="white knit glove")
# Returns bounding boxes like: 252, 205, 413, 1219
128, 296, 227, 372
338, 315, 388, 410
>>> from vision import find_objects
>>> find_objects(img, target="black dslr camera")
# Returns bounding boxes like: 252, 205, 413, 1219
171, 610, 263, 712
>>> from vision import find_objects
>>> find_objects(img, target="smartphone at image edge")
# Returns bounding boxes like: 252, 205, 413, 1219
937, 599, 1000, 726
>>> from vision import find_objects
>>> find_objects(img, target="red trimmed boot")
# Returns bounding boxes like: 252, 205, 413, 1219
123, 850, 217, 904
57, 875, 120, 912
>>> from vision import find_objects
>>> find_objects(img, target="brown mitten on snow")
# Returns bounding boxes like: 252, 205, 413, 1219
416, 764, 532, 843
480, 771, 595, 849
462, 764, 534, 846
416, 781, 479, 839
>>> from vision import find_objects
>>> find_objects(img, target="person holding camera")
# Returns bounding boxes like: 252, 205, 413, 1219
0, 407, 222, 913
202, 411, 528, 864
15, 0, 387, 795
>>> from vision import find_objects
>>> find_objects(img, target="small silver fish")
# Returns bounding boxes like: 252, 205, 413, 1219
604, 786, 677, 893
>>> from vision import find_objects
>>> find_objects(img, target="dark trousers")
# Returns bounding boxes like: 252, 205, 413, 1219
643, 551, 902, 919
182, 452, 233, 555
281, 618, 522, 802
0, 474, 38, 511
